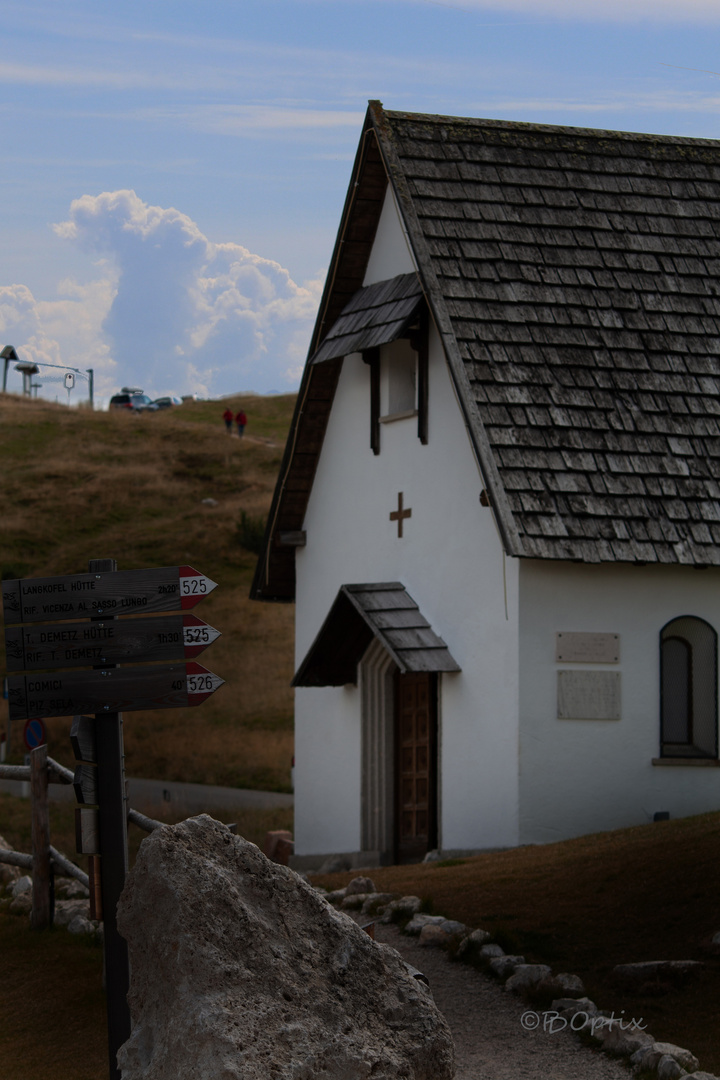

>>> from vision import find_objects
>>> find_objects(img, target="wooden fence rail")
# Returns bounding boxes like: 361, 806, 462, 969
0, 751, 163, 926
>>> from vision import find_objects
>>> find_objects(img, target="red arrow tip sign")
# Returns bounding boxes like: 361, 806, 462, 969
179, 567, 218, 609
185, 661, 224, 704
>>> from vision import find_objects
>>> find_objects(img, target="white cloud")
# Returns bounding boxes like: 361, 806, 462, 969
48, 190, 323, 398
132, 105, 365, 137
404, 0, 720, 21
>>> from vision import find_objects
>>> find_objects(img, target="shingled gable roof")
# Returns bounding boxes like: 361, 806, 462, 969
293, 583, 461, 687
252, 103, 720, 602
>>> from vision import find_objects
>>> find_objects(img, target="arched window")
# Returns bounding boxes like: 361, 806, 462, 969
660, 616, 717, 758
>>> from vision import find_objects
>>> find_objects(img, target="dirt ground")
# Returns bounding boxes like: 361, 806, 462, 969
376, 923, 635, 1080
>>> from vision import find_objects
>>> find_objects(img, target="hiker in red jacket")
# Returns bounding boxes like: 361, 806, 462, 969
236, 410, 247, 438
222, 407, 233, 433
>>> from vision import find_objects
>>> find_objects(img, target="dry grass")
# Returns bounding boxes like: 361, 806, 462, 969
0, 392, 296, 791
316, 810, 720, 1074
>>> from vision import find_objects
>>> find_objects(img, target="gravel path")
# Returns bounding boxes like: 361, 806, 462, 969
374, 923, 632, 1080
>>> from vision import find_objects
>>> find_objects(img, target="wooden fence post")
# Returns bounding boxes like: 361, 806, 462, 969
30, 743, 51, 929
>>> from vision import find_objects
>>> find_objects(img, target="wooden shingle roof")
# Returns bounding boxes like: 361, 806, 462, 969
252, 104, 720, 602
311, 273, 423, 364
293, 583, 461, 686
379, 108, 720, 566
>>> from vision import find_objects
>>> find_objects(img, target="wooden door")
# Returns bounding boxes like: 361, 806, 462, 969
394, 671, 437, 863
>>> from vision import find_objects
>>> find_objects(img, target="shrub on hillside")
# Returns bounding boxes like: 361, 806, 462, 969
237, 511, 267, 555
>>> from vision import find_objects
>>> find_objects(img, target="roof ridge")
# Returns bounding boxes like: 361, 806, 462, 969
381, 107, 720, 148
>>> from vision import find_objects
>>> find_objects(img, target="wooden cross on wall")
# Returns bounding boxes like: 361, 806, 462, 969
390, 492, 412, 538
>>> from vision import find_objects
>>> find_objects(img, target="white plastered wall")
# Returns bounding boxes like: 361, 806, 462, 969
293, 187, 520, 858
519, 559, 720, 844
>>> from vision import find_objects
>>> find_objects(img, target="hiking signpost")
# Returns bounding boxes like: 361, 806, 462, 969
2, 561, 224, 1080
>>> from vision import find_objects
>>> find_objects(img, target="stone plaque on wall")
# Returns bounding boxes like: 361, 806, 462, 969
555, 632, 620, 664
557, 671, 621, 720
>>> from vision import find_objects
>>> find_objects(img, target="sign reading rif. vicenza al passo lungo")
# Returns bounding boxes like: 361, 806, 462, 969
2, 565, 216, 625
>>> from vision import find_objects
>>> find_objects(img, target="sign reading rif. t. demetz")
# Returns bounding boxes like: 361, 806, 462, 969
4, 613, 221, 671
1, 565, 216, 625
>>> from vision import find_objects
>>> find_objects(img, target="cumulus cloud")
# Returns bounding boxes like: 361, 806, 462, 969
49, 190, 322, 398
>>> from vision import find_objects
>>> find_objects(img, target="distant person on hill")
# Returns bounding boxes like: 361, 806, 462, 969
222, 407, 233, 434
236, 409, 247, 438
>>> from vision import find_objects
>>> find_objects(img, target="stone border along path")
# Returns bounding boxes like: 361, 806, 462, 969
318, 880, 718, 1080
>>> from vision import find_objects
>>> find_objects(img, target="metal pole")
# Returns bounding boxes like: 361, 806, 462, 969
87, 369, 94, 410
89, 558, 130, 1080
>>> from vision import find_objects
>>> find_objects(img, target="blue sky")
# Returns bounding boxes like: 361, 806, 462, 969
3, 0, 720, 403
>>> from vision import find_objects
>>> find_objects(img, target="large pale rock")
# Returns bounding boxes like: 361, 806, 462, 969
380, 896, 422, 923
117, 816, 455, 1080
504, 963, 552, 993
54, 899, 90, 927
345, 876, 377, 896
0, 834, 21, 889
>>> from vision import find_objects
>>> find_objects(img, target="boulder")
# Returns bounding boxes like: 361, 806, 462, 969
405, 914, 448, 936
116, 816, 455, 1080
656, 1056, 687, 1080
478, 943, 505, 960
456, 928, 492, 960
381, 896, 422, 924
537, 972, 585, 999
632, 1042, 700, 1075
418, 921, 467, 948
11, 875, 32, 898
56, 877, 89, 900
341, 892, 371, 911
324, 888, 347, 905
54, 899, 90, 927
361, 892, 395, 915
551, 997, 599, 1021
651, 1042, 700, 1073
504, 963, 552, 993
488, 954, 525, 979
345, 876, 377, 896
613, 960, 703, 989
0, 834, 21, 889
8, 893, 31, 915
68, 915, 97, 936
595, 1023, 653, 1058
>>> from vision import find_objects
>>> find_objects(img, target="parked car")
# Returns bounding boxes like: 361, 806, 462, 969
109, 391, 158, 413
153, 396, 183, 409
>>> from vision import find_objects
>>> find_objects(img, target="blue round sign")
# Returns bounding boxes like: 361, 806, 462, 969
23, 717, 47, 751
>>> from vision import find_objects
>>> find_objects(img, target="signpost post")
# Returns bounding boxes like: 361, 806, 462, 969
2, 560, 224, 1080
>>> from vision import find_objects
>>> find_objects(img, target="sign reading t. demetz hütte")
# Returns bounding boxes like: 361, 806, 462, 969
2, 565, 217, 625
4, 613, 221, 671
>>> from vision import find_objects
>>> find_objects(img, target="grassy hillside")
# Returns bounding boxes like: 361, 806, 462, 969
0, 392, 296, 791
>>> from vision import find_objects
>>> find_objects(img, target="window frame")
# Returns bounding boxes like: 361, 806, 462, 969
659, 615, 718, 760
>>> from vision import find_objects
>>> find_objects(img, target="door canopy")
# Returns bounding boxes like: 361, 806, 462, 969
293, 582, 460, 687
